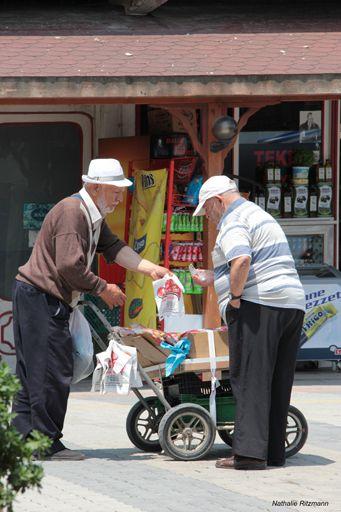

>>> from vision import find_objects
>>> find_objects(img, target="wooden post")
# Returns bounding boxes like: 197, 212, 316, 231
201, 103, 227, 328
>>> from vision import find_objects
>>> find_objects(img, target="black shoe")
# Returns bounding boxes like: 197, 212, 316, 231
267, 460, 285, 467
234, 455, 266, 470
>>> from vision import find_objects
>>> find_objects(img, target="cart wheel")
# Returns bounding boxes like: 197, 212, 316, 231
158, 403, 216, 461
285, 405, 308, 458
217, 428, 233, 447
126, 396, 164, 452
218, 405, 308, 458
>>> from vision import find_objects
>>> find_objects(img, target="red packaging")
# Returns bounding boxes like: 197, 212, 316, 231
198, 243, 203, 262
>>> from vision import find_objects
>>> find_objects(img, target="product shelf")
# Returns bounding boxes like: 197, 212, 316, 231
279, 217, 335, 225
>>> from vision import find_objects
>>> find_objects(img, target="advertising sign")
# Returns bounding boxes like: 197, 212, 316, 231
298, 283, 341, 361
124, 168, 167, 328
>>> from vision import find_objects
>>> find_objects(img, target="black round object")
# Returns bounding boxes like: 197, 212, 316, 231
218, 404, 308, 459
126, 396, 165, 452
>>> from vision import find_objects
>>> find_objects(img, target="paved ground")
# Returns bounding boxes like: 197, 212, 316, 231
15, 370, 341, 512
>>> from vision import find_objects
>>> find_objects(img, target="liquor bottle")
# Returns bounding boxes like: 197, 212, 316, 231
257, 189, 266, 210
265, 164, 274, 183
274, 166, 281, 183
325, 159, 333, 182
318, 183, 333, 217
266, 184, 281, 218
293, 185, 309, 218
309, 184, 318, 217
317, 162, 325, 183
282, 182, 293, 218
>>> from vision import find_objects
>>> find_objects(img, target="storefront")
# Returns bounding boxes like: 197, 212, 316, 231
1, 99, 341, 371
1, 3, 341, 369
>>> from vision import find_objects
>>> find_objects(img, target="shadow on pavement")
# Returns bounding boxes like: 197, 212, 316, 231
82, 447, 161, 461
286, 453, 335, 466
81, 444, 230, 461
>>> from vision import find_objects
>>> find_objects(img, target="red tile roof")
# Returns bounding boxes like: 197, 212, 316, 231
1, 32, 341, 78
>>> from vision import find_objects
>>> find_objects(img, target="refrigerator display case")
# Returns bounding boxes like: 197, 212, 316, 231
297, 265, 341, 363
280, 220, 335, 266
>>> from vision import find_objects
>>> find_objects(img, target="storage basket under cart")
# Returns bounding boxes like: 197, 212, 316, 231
84, 300, 308, 461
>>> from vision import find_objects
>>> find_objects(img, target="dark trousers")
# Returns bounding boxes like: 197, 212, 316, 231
227, 300, 304, 464
12, 280, 73, 452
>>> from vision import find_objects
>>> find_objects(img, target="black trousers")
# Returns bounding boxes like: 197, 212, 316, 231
226, 300, 304, 464
12, 280, 73, 452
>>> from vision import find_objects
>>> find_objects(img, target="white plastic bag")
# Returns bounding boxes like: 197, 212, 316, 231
69, 308, 94, 384
91, 339, 142, 395
153, 273, 185, 320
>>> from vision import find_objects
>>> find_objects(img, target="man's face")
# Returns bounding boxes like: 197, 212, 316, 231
95, 184, 124, 215
203, 196, 224, 225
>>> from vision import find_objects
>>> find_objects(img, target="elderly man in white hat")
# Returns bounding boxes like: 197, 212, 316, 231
12, 158, 169, 461
192, 175, 305, 471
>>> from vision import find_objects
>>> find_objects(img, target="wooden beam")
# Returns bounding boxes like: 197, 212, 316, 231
202, 103, 228, 329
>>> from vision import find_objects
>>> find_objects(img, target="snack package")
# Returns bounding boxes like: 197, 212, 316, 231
300, 303, 337, 347
153, 274, 185, 320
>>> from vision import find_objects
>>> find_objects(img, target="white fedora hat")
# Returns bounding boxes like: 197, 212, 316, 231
82, 158, 132, 187
193, 175, 238, 216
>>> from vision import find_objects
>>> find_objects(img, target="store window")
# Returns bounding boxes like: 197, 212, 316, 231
238, 101, 323, 186
234, 101, 337, 268
0, 122, 82, 300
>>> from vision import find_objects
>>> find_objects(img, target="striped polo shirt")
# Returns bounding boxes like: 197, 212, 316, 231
212, 197, 306, 319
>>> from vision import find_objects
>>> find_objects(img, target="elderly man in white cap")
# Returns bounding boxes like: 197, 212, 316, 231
12, 158, 169, 460
192, 175, 305, 470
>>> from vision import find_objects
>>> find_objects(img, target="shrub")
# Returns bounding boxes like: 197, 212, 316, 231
0, 362, 51, 512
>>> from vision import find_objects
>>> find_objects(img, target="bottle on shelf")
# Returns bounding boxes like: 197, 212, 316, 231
317, 182, 333, 217
274, 166, 281, 183
257, 189, 266, 210
293, 185, 309, 218
309, 184, 318, 217
325, 158, 333, 182
265, 184, 281, 218
282, 181, 293, 218
317, 161, 325, 183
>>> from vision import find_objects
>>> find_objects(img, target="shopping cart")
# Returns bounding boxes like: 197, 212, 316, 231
82, 300, 308, 462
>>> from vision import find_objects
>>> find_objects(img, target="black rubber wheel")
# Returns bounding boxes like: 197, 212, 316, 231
284, 405, 308, 458
218, 405, 308, 459
158, 403, 216, 461
126, 396, 165, 452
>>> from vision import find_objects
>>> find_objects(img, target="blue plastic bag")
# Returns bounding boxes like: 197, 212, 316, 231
186, 176, 203, 206
160, 338, 191, 377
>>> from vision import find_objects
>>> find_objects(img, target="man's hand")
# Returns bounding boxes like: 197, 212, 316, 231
229, 299, 241, 309
99, 284, 126, 309
148, 264, 171, 281
192, 269, 215, 288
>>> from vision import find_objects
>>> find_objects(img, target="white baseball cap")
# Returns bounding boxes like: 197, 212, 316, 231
192, 175, 238, 216
82, 158, 132, 187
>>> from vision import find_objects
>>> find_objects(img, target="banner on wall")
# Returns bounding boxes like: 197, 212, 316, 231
124, 169, 167, 328
298, 282, 341, 361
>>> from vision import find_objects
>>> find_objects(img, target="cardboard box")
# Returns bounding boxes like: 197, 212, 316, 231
179, 330, 229, 372
121, 334, 168, 368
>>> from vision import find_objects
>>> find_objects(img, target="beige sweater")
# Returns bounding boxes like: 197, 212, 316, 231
17, 196, 126, 304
